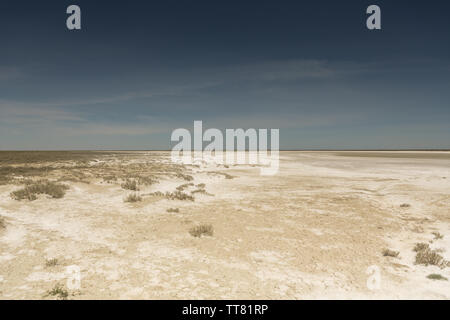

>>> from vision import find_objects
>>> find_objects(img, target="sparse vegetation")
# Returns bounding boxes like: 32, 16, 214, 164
166, 191, 194, 201
432, 232, 444, 240
426, 274, 448, 281
103, 175, 118, 183
176, 173, 194, 181
10, 180, 69, 201
382, 249, 400, 258
167, 208, 180, 213
46, 283, 69, 300
191, 189, 213, 196
124, 193, 142, 203
414, 243, 449, 268
0, 216, 6, 229
414, 243, 429, 252
176, 183, 194, 191
121, 179, 139, 191
207, 171, 234, 179
151, 191, 194, 201
45, 258, 59, 267
400, 203, 411, 208
189, 224, 214, 237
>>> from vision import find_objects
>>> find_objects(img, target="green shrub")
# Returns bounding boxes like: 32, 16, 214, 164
427, 274, 448, 281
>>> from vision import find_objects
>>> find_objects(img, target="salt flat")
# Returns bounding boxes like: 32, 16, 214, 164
0, 151, 449, 299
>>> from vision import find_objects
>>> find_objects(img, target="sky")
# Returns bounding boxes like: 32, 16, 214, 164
0, 0, 449, 150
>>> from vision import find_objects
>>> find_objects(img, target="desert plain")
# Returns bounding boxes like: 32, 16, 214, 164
0, 151, 449, 299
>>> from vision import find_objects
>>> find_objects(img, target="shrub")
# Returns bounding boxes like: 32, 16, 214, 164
176, 173, 194, 181
150, 191, 194, 201
382, 249, 399, 258
124, 193, 142, 203
414, 243, 449, 268
10, 180, 69, 201
400, 203, 411, 208
427, 274, 448, 281
432, 232, 444, 240
167, 208, 180, 213
46, 284, 69, 300
166, 191, 194, 201
45, 258, 59, 267
0, 216, 5, 229
121, 179, 139, 191
176, 183, 194, 191
189, 224, 214, 238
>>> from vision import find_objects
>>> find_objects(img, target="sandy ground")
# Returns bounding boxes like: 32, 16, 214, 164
0, 151, 449, 299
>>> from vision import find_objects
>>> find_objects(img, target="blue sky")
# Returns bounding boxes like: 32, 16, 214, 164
0, 0, 449, 150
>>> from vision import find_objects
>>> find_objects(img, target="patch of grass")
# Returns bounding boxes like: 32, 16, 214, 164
46, 283, 69, 300
382, 249, 400, 258
45, 258, 59, 267
426, 274, 448, 281
167, 208, 180, 213
189, 224, 214, 238
10, 180, 69, 201
121, 179, 139, 191
432, 232, 444, 240
414, 242, 449, 268
124, 193, 142, 203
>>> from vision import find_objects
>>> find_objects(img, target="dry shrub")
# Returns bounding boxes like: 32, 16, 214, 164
151, 191, 194, 201
176, 183, 194, 191
124, 193, 142, 203
121, 179, 139, 191
382, 249, 400, 258
189, 224, 214, 238
176, 173, 194, 181
46, 284, 69, 300
45, 258, 59, 267
414, 243, 449, 268
167, 208, 180, 213
10, 180, 69, 201
432, 232, 444, 240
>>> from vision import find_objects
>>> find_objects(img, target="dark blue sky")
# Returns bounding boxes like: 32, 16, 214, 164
0, 0, 449, 150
